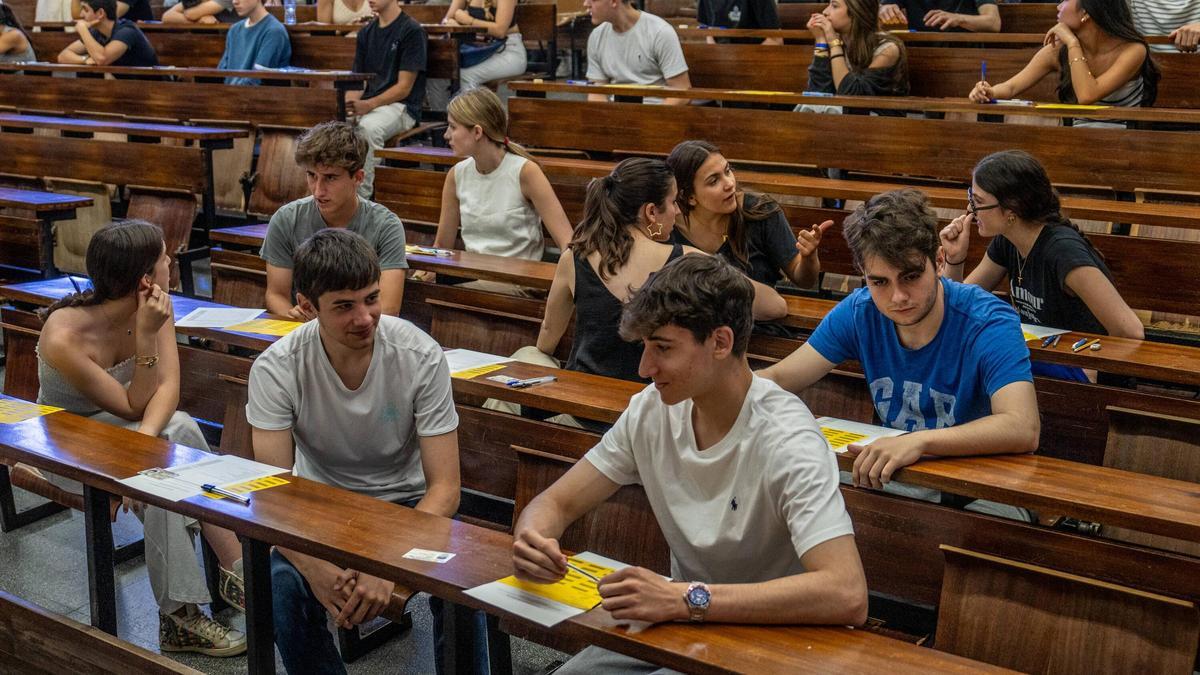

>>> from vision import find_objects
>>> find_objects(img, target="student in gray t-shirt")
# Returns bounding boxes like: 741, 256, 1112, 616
261, 121, 408, 320
585, 0, 691, 105
247, 229, 466, 674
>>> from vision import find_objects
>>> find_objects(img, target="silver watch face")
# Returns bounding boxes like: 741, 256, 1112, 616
687, 585, 711, 608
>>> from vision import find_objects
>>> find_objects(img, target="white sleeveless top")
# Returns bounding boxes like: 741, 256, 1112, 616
453, 152, 544, 261
332, 0, 373, 24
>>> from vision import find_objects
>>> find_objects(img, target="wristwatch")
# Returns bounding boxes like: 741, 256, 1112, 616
684, 582, 711, 622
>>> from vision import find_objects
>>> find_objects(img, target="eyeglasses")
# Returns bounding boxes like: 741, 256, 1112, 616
966, 189, 1001, 217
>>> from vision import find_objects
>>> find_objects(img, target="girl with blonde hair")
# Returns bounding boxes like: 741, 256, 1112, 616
433, 87, 572, 263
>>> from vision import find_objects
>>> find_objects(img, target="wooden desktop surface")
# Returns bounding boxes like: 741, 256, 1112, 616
0, 403, 1005, 674
0, 62, 369, 84
0, 187, 93, 212
0, 112, 246, 141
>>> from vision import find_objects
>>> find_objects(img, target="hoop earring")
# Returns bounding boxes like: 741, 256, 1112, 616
646, 221, 664, 239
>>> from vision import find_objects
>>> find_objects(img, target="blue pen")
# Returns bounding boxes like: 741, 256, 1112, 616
1039, 335, 1056, 348
981, 60, 996, 103
565, 79, 592, 86
1070, 337, 1087, 351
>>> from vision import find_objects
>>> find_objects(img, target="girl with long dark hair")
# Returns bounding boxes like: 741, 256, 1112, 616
940, 151, 1143, 378
804, 0, 908, 96
667, 140, 829, 290
969, 0, 1159, 107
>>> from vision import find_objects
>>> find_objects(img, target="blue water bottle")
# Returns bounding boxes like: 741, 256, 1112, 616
284, 0, 296, 25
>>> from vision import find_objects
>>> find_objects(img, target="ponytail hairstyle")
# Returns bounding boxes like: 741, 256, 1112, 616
1057, 0, 1158, 106
40, 219, 165, 320
570, 158, 675, 281
972, 150, 1102, 260
446, 87, 539, 165
666, 139, 780, 268
841, 0, 907, 94
0, 2, 30, 42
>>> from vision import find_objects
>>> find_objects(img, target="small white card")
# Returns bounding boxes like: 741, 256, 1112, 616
403, 548, 456, 563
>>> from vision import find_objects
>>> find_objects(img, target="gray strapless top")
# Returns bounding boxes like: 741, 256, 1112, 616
36, 346, 134, 416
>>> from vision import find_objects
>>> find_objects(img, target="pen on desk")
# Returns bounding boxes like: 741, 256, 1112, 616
202, 484, 251, 505
565, 79, 591, 86
1051, 335, 1061, 348
509, 375, 557, 388
567, 562, 602, 583
1039, 335, 1056, 348
1070, 337, 1087, 352
1072, 338, 1100, 353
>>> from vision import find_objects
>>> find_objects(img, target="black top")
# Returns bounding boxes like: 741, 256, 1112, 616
671, 193, 798, 287
565, 242, 685, 384
879, 0, 995, 32
353, 11, 427, 122
697, 0, 779, 43
89, 19, 158, 67
122, 0, 154, 22
986, 225, 1111, 335
806, 41, 908, 97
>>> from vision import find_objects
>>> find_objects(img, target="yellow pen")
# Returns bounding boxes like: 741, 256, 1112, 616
1072, 338, 1100, 353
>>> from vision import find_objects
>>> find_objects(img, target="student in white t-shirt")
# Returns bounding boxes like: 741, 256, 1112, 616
584, 0, 692, 105
246, 229, 472, 674
514, 254, 867, 674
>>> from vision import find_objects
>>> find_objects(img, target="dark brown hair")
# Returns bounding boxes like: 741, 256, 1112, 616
666, 140, 780, 267
842, 188, 939, 274
293, 229, 380, 308
972, 150, 1102, 260
295, 121, 369, 174
0, 3, 30, 40
620, 253, 753, 356
840, 0, 907, 94
41, 219, 164, 320
80, 0, 117, 19
570, 157, 674, 281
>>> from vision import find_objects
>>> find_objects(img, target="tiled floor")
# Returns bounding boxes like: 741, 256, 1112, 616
0, 485, 567, 674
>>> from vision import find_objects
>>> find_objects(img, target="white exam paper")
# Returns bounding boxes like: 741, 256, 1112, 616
463, 552, 628, 628
816, 416, 906, 453
443, 349, 511, 374
176, 307, 265, 328
117, 455, 287, 502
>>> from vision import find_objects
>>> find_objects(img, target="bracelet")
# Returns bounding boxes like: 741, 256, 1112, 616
135, 354, 159, 368
830, 38, 844, 47
814, 49, 830, 57
830, 53, 846, 60
1069, 54, 1087, 64
945, 256, 967, 265
815, 42, 829, 49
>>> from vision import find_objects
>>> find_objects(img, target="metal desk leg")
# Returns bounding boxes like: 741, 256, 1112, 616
242, 537, 276, 675
0, 463, 68, 533
83, 485, 117, 635
441, 600, 476, 674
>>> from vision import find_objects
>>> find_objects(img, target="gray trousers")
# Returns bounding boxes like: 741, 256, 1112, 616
555, 646, 682, 675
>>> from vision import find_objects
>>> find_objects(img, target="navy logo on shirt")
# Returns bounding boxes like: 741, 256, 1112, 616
730, 497, 738, 511
728, 5, 741, 22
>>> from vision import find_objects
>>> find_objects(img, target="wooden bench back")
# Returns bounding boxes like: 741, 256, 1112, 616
0, 589, 203, 674
2, 131, 207, 193
508, 97, 1200, 194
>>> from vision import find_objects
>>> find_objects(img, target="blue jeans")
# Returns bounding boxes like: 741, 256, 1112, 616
270, 503, 491, 674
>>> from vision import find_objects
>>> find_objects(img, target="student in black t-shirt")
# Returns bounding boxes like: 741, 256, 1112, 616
698, 0, 782, 45
57, 0, 158, 67
805, 0, 907, 97
667, 139, 827, 290
940, 150, 1143, 379
348, 0, 427, 198
879, 0, 999, 32
71, 0, 153, 22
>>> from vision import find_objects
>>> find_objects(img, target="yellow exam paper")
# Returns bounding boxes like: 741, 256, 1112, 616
496, 556, 614, 610
0, 399, 62, 425
451, 364, 508, 380
1034, 103, 1111, 111
731, 90, 794, 96
225, 318, 303, 336
1022, 331, 1038, 342
202, 475, 290, 500
820, 427, 869, 451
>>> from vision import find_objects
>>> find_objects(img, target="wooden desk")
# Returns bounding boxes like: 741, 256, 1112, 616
509, 80, 1200, 125
675, 26, 1175, 46
0, 187, 93, 277
0, 399, 1003, 675
0, 112, 247, 228
768, 2, 1058, 33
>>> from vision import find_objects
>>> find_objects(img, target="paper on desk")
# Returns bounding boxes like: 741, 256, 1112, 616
816, 416, 905, 453
0, 397, 62, 424
1021, 323, 1070, 343
176, 307, 265, 328
464, 552, 626, 627
118, 454, 288, 502
225, 318, 303, 336
444, 349, 511, 377
1035, 103, 1111, 111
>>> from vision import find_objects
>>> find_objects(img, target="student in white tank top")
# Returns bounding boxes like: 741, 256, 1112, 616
429, 88, 572, 270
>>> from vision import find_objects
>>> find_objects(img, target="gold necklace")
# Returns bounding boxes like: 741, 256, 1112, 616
1016, 253, 1029, 285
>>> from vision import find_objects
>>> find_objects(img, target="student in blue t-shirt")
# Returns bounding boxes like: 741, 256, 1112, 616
761, 188, 1039, 494
217, 0, 291, 86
